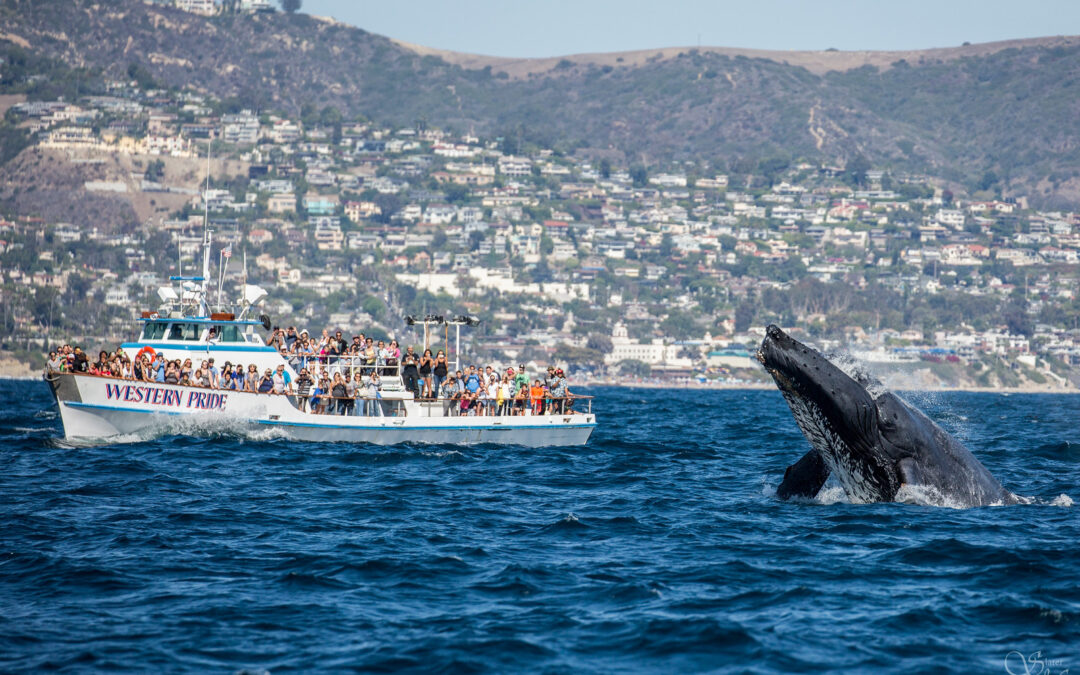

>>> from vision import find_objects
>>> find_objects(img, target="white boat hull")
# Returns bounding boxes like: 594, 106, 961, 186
46, 373, 595, 447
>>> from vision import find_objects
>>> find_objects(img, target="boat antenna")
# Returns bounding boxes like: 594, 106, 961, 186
203, 139, 212, 313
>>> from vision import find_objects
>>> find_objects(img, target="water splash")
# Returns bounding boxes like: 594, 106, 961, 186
1050, 494, 1074, 507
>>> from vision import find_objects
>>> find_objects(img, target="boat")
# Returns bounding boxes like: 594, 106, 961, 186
44, 230, 596, 446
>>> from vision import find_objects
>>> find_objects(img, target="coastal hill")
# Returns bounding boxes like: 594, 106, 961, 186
3, 0, 1080, 204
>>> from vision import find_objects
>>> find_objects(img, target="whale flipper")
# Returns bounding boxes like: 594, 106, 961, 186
777, 449, 831, 500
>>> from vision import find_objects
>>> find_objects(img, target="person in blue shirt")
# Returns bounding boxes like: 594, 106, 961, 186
152, 354, 166, 383
464, 365, 482, 394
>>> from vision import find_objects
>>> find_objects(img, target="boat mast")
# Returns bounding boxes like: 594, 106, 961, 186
201, 139, 212, 317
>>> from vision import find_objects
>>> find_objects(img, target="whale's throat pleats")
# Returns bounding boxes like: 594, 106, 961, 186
779, 387, 893, 504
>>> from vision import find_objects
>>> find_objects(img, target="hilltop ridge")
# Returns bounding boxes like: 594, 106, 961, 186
2, 0, 1080, 204
395, 35, 1080, 78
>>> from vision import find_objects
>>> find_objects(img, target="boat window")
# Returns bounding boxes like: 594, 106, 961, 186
167, 323, 202, 341
215, 324, 244, 342
378, 400, 407, 417
141, 322, 168, 340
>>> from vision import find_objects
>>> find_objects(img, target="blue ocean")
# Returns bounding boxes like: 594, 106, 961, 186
1, 380, 1076, 673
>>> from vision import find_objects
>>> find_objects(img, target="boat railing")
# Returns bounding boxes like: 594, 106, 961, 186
285, 392, 592, 418
282, 353, 403, 380
48, 367, 593, 418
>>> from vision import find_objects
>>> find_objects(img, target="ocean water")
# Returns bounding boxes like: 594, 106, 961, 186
1, 380, 1077, 673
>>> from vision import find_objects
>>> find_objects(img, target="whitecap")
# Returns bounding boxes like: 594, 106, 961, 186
894, 484, 970, 509
1049, 494, 1073, 507
813, 485, 850, 505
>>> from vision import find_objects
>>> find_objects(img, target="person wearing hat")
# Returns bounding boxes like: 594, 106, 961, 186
551, 368, 569, 414
512, 364, 529, 398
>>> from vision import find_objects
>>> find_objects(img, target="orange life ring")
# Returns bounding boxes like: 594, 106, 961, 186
136, 346, 156, 362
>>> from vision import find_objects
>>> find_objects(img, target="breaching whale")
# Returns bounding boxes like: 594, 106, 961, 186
757, 325, 1018, 506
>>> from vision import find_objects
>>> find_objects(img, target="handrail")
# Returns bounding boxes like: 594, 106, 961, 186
47, 368, 592, 415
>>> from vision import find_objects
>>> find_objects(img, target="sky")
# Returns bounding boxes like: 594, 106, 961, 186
300, 0, 1080, 58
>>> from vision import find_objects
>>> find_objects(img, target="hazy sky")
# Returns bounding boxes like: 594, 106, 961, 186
300, 0, 1079, 57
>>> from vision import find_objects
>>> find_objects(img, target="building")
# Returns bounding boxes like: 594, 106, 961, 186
345, 201, 381, 222
175, 0, 215, 15
221, 110, 259, 145
312, 218, 344, 251
603, 323, 686, 367
498, 156, 533, 177
268, 193, 296, 214
303, 194, 339, 216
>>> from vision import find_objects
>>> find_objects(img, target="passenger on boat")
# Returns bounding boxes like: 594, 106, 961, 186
365, 371, 382, 416
512, 365, 529, 398
432, 351, 449, 397
257, 369, 274, 393
439, 375, 458, 416
400, 346, 420, 398
330, 373, 349, 415
311, 376, 330, 414
529, 380, 545, 416
387, 340, 401, 374
293, 368, 313, 411
551, 369, 570, 413
463, 365, 482, 399
486, 375, 499, 416
512, 383, 528, 415
348, 372, 364, 416
362, 336, 375, 373
496, 374, 511, 416
272, 364, 292, 394
418, 349, 434, 398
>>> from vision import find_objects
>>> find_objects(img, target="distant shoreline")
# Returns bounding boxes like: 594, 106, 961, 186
581, 380, 1080, 394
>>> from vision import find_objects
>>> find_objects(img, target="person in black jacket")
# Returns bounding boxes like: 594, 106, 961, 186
401, 346, 420, 398
72, 347, 89, 373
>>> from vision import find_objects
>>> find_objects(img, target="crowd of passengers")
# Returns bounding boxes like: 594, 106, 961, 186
47, 330, 578, 417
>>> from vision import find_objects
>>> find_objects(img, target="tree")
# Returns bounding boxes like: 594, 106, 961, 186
660, 309, 697, 339
1001, 300, 1033, 337
659, 233, 673, 258
758, 156, 789, 187
629, 164, 648, 188
585, 333, 613, 354
145, 158, 165, 181
617, 359, 651, 378
468, 230, 485, 251
845, 154, 871, 188
599, 158, 611, 179
734, 301, 755, 332
280, 0, 302, 13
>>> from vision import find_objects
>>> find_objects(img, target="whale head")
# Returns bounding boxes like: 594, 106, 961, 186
757, 324, 908, 502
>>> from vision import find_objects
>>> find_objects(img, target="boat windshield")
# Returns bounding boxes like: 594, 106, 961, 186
213, 324, 245, 342
140, 322, 168, 341
167, 323, 203, 341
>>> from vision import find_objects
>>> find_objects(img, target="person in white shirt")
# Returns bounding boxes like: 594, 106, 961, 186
272, 364, 292, 394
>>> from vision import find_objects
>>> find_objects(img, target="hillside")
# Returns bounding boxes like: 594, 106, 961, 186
3, 0, 1080, 204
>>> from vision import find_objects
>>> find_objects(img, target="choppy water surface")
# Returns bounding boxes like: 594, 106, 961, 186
1, 380, 1077, 672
